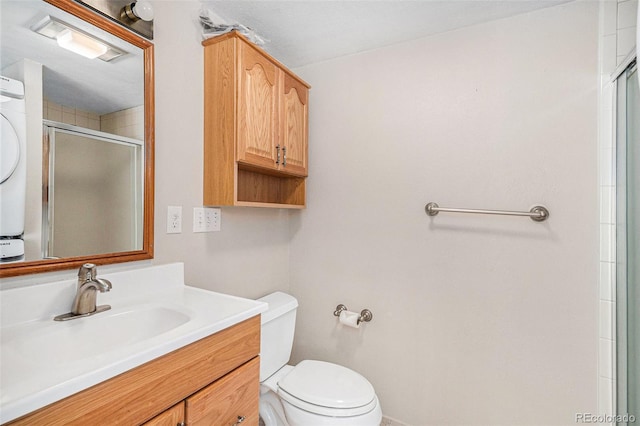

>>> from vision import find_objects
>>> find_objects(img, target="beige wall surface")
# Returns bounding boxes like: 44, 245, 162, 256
151, 1, 291, 299
289, 2, 599, 425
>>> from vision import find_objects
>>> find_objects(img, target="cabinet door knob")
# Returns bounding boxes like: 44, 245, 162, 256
233, 415, 246, 425
276, 145, 281, 165
282, 146, 287, 166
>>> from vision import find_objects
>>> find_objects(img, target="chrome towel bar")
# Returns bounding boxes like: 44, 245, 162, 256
425, 202, 549, 222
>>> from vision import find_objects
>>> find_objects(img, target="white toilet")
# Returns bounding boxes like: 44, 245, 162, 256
257, 292, 382, 426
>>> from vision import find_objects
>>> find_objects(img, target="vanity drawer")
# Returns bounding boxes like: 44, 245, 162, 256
6, 316, 260, 426
143, 403, 185, 426
186, 357, 260, 426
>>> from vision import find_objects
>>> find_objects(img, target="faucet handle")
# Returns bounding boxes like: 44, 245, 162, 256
78, 263, 97, 281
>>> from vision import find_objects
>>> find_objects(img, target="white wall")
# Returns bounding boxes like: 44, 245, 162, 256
289, 2, 599, 425
151, 1, 291, 299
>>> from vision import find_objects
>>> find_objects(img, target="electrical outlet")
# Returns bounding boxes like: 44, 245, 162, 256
166, 206, 182, 234
193, 207, 221, 232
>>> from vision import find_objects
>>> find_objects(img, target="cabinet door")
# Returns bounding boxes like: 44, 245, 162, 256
186, 357, 260, 426
237, 42, 280, 171
280, 72, 309, 177
143, 403, 184, 426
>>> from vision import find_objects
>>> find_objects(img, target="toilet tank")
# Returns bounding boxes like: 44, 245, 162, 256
257, 292, 298, 381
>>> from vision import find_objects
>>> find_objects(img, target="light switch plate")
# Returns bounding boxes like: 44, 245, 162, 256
205, 207, 221, 232
193, 207, 221, 232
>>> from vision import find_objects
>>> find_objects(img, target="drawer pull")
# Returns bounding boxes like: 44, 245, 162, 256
276, 145, 281, 165
282, 146, 287, 166
233, 415, 246, 425
177, 423, 185, 426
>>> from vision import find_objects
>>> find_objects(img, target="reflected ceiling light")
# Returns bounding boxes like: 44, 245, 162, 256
30, 16, 126, 62
56, 29, 108, 59
121, 1, 154, 23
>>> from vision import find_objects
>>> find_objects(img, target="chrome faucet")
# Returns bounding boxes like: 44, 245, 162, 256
72, 263, 112, 315
54, 263, 112, 321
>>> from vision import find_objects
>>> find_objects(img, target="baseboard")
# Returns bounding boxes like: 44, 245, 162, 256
381, 415, 409, 426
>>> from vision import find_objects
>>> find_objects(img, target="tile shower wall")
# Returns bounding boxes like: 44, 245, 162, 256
42, 99, 100, 131
43, 100, 144, 140
617, 0, 639, 65
100, 106, 144, 140
598, 0, 637, 420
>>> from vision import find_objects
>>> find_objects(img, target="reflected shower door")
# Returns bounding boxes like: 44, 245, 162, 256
43, 122, 144, 258
616, 61, 639, 425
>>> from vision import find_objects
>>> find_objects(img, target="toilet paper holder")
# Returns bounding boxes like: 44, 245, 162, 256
333, 304, 373, 324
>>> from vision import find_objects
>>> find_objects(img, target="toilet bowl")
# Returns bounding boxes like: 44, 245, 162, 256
257, 292, 382, 426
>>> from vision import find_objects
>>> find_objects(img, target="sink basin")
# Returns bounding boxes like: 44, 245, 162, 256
4, 305, 191, 367
0, 262, 268, 424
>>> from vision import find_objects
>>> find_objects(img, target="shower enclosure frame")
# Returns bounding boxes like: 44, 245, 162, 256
42, 120, 145, 259
614, 55, 638, 426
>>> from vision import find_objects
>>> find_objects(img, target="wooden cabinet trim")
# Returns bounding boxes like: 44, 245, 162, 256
7, 316, 260, 426
204, 33, 237, 206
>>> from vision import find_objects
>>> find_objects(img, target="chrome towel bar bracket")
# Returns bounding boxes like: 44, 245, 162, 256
425, 202, 549, 222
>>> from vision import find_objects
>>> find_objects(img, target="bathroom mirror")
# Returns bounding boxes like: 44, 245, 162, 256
0, 0, 154, 277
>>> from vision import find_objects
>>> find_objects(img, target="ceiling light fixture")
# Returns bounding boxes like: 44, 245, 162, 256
30, 16, 126, 62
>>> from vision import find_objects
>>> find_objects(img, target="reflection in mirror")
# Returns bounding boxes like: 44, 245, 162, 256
0, 0, 154, 277
43, 122, 144, 258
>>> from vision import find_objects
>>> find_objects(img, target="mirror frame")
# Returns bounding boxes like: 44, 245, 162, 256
0, 0, 154, 278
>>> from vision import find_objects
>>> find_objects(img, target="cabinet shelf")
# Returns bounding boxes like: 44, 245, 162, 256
236, 168, 305, 208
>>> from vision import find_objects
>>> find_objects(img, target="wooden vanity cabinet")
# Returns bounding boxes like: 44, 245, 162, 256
203, 31, 310, 208
144, 358, 259, 426
6, 316, 260, 426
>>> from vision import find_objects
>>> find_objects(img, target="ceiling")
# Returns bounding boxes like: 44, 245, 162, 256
1, 0, 143, 115
202, 0, 573, 69
0, 0, 572, 115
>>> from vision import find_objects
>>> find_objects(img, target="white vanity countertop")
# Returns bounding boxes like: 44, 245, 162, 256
0, 263, 267, 423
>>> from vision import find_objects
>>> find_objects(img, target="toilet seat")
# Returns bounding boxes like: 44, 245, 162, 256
277, 360, 377, 417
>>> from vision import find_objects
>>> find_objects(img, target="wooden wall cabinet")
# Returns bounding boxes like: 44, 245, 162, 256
7, 317, 261, 426
203, 31, 310, 208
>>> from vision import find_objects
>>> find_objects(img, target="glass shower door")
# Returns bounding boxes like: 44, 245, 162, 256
616, 60, 639, 425
43, 122, 144, 259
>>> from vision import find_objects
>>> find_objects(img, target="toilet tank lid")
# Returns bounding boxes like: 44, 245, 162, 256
257, 292, 298, 324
